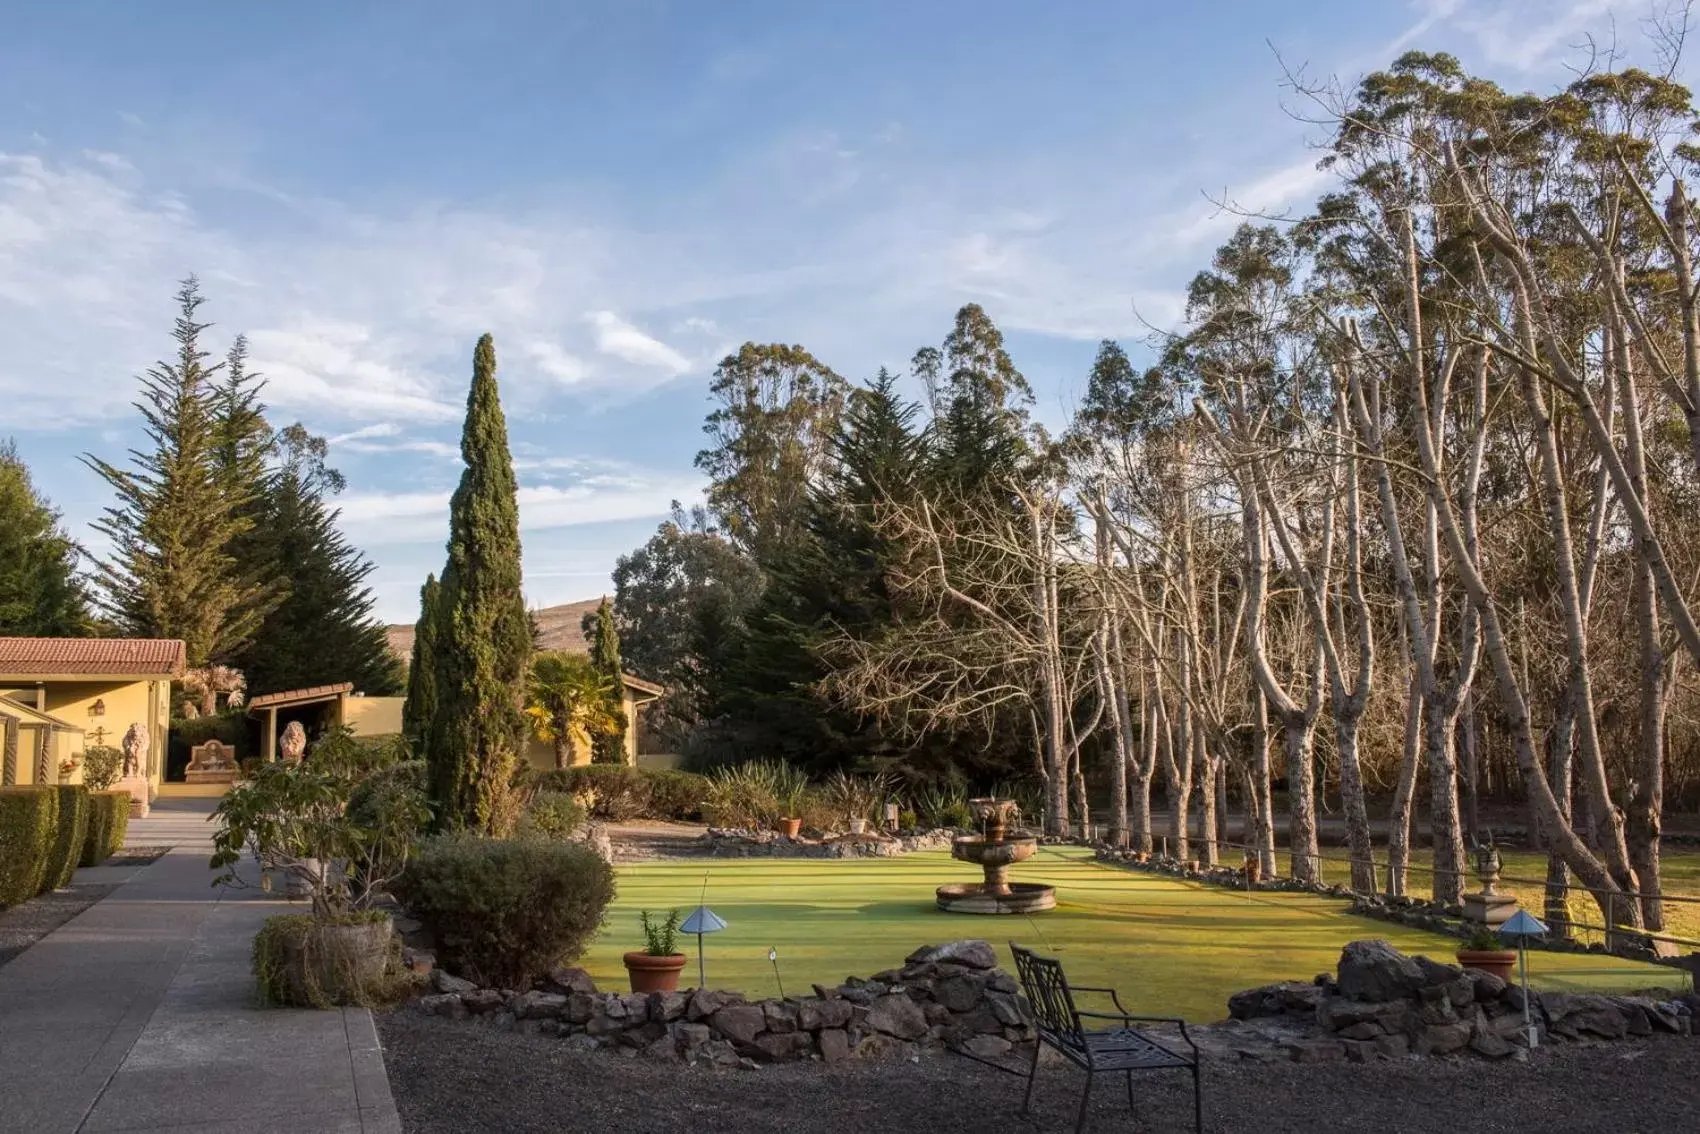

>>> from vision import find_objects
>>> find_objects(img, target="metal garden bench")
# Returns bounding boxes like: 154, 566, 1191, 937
1009, 942, 1202, 1133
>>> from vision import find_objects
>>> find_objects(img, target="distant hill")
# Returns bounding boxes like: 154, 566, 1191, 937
385, 597, 604, 662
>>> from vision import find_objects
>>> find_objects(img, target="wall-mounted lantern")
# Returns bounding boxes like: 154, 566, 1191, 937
89, 699, 106, 717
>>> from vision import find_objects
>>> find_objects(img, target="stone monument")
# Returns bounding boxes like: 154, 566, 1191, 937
119, 722, 151, 819
1462, 834, 1518, 928
185, 738, 239, 785
279, 721, 307, 765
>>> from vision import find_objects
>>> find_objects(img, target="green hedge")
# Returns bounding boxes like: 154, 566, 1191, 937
81, 790, 131, 867
44, 785, 90, 890
0, 786, 59, 908
528, 765, 708, 822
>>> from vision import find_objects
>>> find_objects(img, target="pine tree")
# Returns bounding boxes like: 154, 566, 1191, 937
234, 426, 401, 697
428, 334, 532, 833
404, 574, 441, 752
82, 279, 272, 666
0, 440, 89, 636
581, 596, 627, 763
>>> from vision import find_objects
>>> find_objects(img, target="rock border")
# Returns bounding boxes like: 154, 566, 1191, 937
412, 938, 1036, 1067
1220, 938, 1699, 1064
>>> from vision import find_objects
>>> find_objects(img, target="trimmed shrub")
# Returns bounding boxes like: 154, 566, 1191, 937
395, 835, 616, 988
81, 746, 124, 791
644, 770, 710, 821
0, 786, 59, 907
517, 791, 586, 841
44, 785, 90, 890
81, 790, 131, 867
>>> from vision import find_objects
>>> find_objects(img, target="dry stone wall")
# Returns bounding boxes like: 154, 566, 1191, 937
413, 938, 1035, 1066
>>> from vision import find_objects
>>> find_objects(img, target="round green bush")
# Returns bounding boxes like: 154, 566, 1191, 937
0, 786, 59, 907
44, 785, 90, 890
346, 760, 428, 829
394, 835, 616, 989
517, 791, 586, 841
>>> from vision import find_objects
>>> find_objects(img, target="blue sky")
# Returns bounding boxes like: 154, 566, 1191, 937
0, 0, 1670, 622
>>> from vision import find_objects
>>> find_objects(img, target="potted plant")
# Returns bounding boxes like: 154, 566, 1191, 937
825, 771, 885, 837
1456, 922, 1517, 981
773, 763, 808, 839
211, 727, 429, 1007
624, 908, 687, 993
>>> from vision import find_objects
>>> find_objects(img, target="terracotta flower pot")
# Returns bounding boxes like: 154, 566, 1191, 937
1457, 949, 1517, 982
624, 951, 687, 993
777, 817, 802, 838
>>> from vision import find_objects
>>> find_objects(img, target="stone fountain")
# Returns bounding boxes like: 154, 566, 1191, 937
935, 798, 1056, 914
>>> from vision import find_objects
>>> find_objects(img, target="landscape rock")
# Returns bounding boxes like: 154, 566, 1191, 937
688, 989, 745, 1021
1415, 1021, 1472, 1055
512, 991, 568, 1020
866, 993, 929, 1040
563, 992, 597, 1025
460, 989, 505, 1014
1337, 940, 1426, 1003
711, 1004, 769, 1045
542, 966, 597, 995
933, 974, 986, 1013
431, 971, 477, 995
817, 1028, 851, 1063
906, 940, 998, 970
418, 993, 468, 1019
961, 1034, 1013, 1059
796, 997, 853, 1031
753, 1031, 816, 1061
1543, 993, 1628, 1040
648, 991, 690, 1022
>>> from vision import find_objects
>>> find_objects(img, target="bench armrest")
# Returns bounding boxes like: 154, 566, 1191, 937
1075, 1012, 1199, 1056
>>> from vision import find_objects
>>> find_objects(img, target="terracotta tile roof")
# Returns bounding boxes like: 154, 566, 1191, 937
246, 682, 355, 711
0, 637, 186, 678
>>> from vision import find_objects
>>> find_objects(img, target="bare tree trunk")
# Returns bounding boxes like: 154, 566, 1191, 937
1161, 655, 1192, 862
1387, 668, 1421, 898
1194, 726, 1217, 867
1131, 672, 1156, 853
1459, 693, 1480, 846
1337, 717, 1377, 894
1251, 687, 1275, 876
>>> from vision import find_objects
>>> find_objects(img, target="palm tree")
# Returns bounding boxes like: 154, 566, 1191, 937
525, 652, 622, 768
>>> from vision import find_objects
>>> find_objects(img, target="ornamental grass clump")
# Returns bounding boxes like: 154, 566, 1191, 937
394, 835, 616, 989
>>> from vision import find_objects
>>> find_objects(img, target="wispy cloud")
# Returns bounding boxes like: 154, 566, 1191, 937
589, 311, 692, 374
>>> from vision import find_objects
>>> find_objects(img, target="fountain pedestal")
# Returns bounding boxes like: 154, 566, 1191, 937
935, 798, 1056, 915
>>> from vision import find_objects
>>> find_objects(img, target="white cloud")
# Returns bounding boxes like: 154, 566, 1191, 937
329, 423, 401, 444
589, 311, 692, 374
334, 468, 702, 545
526, 339, 591, 385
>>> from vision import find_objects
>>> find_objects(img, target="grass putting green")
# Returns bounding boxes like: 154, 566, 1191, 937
578, 847, 1690, 1022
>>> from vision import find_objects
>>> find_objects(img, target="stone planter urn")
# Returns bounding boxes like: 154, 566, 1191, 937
624, 951, 687, 993
848, 817, 869, 836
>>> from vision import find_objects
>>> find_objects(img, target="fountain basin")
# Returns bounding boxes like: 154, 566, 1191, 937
951, 833, 1038, 869
935, 881, 1056, 915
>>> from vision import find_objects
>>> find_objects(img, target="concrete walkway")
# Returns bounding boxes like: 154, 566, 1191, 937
0, 800, 400, 1133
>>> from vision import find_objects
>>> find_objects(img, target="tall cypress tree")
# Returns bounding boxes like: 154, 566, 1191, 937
428, 335, 531, 832
0, 440, 89, 636
404, 574, 441, 752
82, 279, 272, 666
581, 596, 626, 763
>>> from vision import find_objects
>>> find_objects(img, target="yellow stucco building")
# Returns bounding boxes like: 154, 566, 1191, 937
0, 638, 183, 794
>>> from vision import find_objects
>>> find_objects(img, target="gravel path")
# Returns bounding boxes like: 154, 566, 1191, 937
0, 884, 117, 970
377, 1011, 1699, 1134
